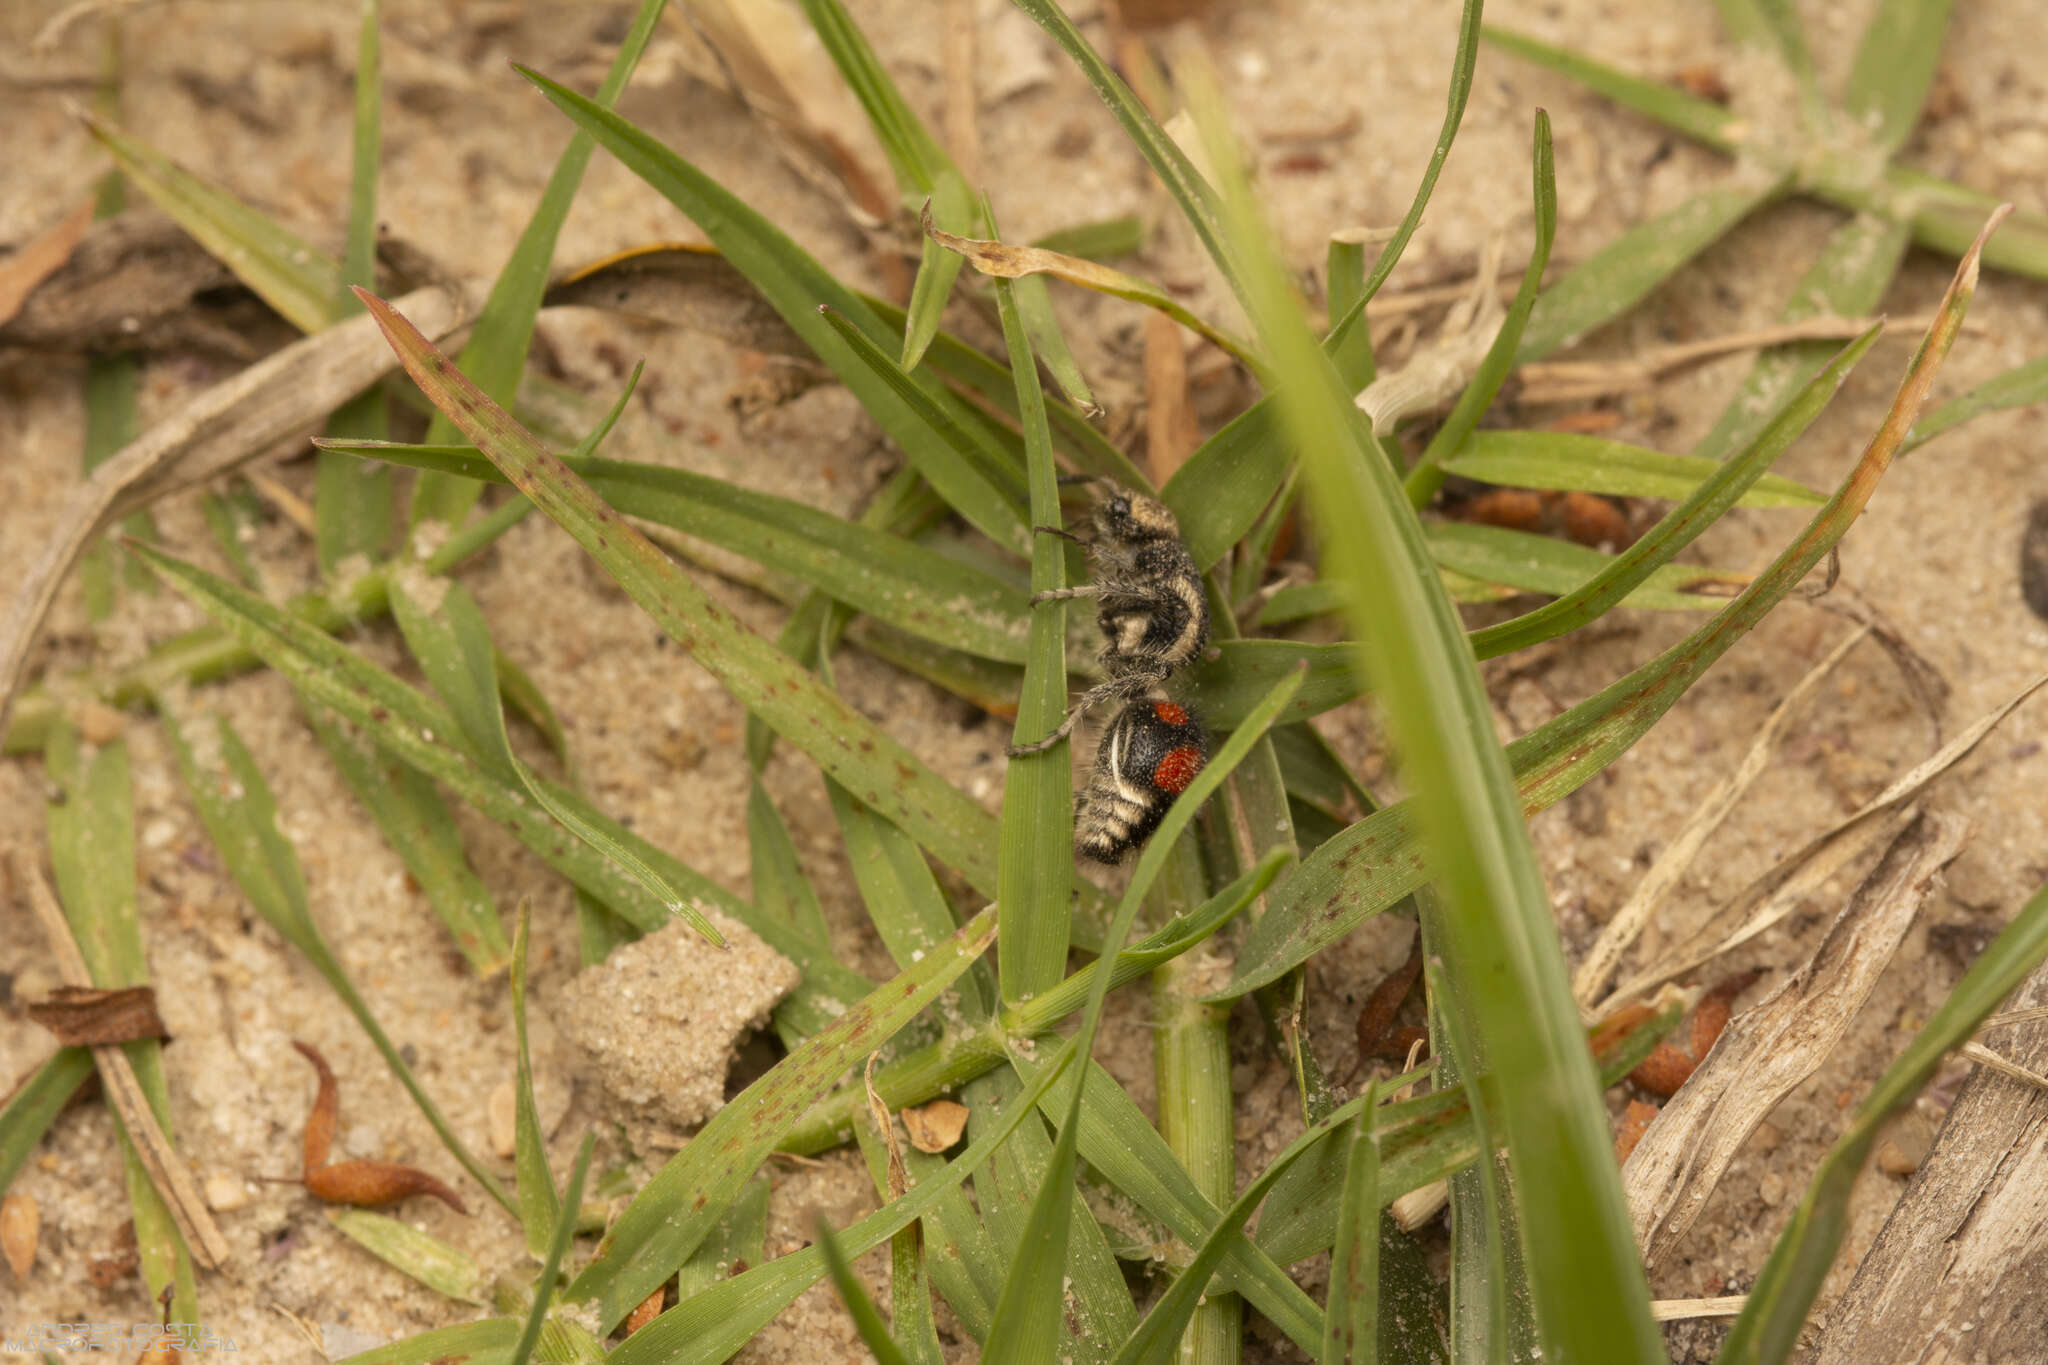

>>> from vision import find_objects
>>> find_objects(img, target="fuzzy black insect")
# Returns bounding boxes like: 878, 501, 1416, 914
1074, 698, 1209, 863
1007, 481, 1210, 757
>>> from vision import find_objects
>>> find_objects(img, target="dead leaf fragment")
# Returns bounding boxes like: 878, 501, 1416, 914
0, 199, 93, 329
624, 1284, 668, 1336
25, 984, 169, 1046
1, 1192, 38, 1279
2021, 499, 2048, 622
901, 1098, 970, 1154
291, 1041, 467, 1214
1614, 1100, 1660, 1164
1355, 938, 1424, 1062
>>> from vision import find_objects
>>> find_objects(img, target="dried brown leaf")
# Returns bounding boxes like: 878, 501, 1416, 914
303, 1160, 468, 1215
290, 1040, 338, 1173
624, 1285, 668, 1337
24, 984, 168, 1046
899, 1098, 970, 1155
0, 199, 94, 329
1354, 937, 1423, 1059
1621, 810, 1970, 1264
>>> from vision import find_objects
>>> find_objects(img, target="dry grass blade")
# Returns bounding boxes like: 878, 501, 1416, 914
1956, 1041, 2048, 1093
1598, 670, 2048, 1012
1812, 959, 2048, 1364
1621, 809, 1968, 1264
0, 282, 473, 744
1572, 625, 1869, 1009
10, 849, 230, 1270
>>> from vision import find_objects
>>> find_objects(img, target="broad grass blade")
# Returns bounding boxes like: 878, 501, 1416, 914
990, 272, 1073, 1002
409, 0, 667, 531
1842, 0, 1958, 159
329, 1208, 484, 1302
334, 1319, 520, 1365
1718, 875, 2048, 1364
1440, 432, 1824, 505
0, 1048, 94, 1197
1192, 72, 1663, 1359
1324, 1101, 1384, 1364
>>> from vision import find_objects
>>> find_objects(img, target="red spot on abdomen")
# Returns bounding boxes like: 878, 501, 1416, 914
1151, 745, 1204, 794
1151, 701, 1189, 726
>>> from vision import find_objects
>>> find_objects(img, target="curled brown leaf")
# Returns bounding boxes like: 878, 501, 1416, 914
290, 1041, 466, 1214
25, 985, 168, 1047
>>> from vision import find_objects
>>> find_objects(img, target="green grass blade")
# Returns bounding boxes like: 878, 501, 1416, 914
1688, 215, 1910, 463
83, 116, 341, 331
316, 0, 394, 573
518, 67, 1034, 551
982, 667, 1304, 1364
387, 572, 727, 946
1114, 1088, 1379, 1364
673, 1172, 770, 1302
0, 1048, 94, 1197
1470, 326, 1878, 660
1517, 178, 1788, 362
329, 1208, 485, 1303
747, 780, 834, 948
327, 434, 1032, 663
1427, 523, 1749, 611
566, 907, 999, 1329
990, 271, 1073, 1002
1324, 1101, 1384, 1364
816, 1218, 913, 1365
797, 0, 952, 192
1714, 0, 1821, 118
334, 1319, 521, 1365
904, 170, 975, 369
352, 288, 1038, 931
1842, 0, 1957, 159
606, 1035, 1082, 1365
1901, 352, 2048, 453
1014, 272, 1099, 414
156, 706, 516, 1216
305, 704, 511, 974
1439, 431, 1824, 505
507, 1133, 595, 1365
409, 0, 667, 531
130, 543, 871, 1018
509, 905, 558, 1258
1326, 236, 1376, 384
1193, 73, 1663, 1360
1405, 110, 1556, 508
1034, 215, 1146, 260
1006, 0, 1241, 303
1718, 876, 2048, 1364
1480, 26, 1741, 154
1219, 210, 2003, 1002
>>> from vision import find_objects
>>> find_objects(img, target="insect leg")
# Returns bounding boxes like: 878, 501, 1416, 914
1030, 584, 1103, 604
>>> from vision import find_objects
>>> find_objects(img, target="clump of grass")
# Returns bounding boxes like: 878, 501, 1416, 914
4, 1, 2048, 1363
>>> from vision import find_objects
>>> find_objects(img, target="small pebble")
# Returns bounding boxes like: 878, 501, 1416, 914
1876, 1140, 1919, 1177
1757, 1170, 1786, 1208
1, 1192, 38, 1278
489, 1080, 518, 1159
204, 1173, 250, 1212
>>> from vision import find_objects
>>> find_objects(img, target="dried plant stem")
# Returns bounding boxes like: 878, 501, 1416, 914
12, 847, 231, 1270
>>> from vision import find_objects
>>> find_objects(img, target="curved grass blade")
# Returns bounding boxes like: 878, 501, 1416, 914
566, 907, 999, 1329
518, 67, 1031, 551
157, 707, 516, 1217
509, 905, 558, 1258
1901, 352, 2048, 454
1197, 69, 1665, 1359
748, 780, 833, 948
1718, 875, 2048, 1364
387, 572, 727, 946
1428, 523, 1750, 612
1405, 110, 1556, 509
816, 1217, 913, 1365
1220, 209, 2009, 1002
506, 1133, 594, 1365
352, 289, 1036, 918
325, 434, 1032, 663
1439, 431, 1824, 505
606, 1035, 1082, 1365
130, 543, 872, 1022
981, 667, 1304, 1364
905, 170, 975, 370
409, 0, 667, 531
991, 271, 1074, 1002
1470, 326, 1878, 660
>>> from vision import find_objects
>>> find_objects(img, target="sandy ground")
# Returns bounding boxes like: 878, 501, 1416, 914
2, 1, 2045, 1361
